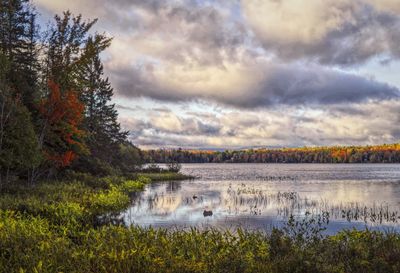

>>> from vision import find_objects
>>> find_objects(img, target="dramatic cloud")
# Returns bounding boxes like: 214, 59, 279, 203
109, 60, 400, 107
84, 0, 400, 107
119, 99, 400, 149
242, 0, 400, 65
34, 0, 400, 148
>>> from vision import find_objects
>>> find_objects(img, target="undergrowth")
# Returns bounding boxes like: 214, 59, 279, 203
1, 174, 400, 273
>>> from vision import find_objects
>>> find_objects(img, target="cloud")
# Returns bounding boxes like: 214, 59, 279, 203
109, 59, 400, 108
115, 104, 144, 112
36, 0, 400, 67
367, 0, 400, 14
36, 0, 250, 65
147, 112, 222, 136
242, 0, 400, 65
34, 0, 400, 148
35, 0, 400, 109
122, 100, 400, 149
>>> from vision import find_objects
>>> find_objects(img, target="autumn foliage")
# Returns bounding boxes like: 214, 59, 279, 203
39, 80, 86, 167
144, 144, 400, 163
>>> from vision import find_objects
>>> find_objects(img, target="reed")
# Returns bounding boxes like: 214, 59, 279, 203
1, 175, 400, 273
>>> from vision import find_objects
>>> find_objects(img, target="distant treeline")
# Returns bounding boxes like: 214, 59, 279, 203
143, 144, 400, 163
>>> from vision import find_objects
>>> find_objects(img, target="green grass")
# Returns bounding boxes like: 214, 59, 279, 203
1, 213, 400, 273
1, 174, 400, 272
135, 172, 194, 181
0, 174, 151, 228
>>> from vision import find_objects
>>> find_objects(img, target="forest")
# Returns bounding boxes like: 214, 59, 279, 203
0, 0, 142, 187
144, 144, 400, 163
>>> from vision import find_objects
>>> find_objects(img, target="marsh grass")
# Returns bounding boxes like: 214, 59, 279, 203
134, 172, 195, 181
224, 185, 400, 225
0, 174, 151, 228
1, 175, 400, 272
1, 212, 400, 273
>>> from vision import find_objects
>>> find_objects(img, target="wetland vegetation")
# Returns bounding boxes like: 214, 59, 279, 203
2, 172, 400, 273
123, 164, 400, 233
1, 1, 400, 272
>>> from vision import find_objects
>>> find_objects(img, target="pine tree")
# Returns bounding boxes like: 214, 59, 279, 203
76, 36, 128, 173
0, 53, 41, 186
44, 11, 97, 91
0, 0, 39, 110
0, 5, 138, 177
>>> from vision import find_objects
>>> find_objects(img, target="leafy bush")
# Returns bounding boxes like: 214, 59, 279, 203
41, 202, 86, 230
0, 211, 72, 273
1, 211, 400, 273
283, 212, 329, 243
89, 186, 130, 215
119, 176, 150, 193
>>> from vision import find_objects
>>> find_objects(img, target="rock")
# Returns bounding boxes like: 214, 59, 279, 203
203, 210, 213, 217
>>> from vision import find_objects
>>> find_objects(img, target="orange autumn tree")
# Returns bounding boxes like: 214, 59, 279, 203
39, 80, 87, 168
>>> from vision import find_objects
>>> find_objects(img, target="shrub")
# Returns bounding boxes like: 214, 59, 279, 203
119, 177, 150, 193
89, 186, 130, 215
0, 211, 72, 273
2, 174, 400, 272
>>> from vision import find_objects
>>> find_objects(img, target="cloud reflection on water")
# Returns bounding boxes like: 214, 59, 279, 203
122, 164, 400, 234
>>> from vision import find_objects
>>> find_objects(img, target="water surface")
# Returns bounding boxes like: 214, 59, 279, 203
123, 164, 400, 234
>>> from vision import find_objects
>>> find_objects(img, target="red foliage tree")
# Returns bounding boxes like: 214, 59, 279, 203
39, 80, 86, 167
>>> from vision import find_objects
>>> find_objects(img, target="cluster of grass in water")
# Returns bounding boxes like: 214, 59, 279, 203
224, 184, 400, 225
1, 174, 400, 273
134, 172, 194, 181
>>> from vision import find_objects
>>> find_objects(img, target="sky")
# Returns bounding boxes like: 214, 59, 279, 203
34, 0, 400, 149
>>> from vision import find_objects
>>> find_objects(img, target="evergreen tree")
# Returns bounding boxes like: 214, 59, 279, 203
44, 11, 97, 90
75, 36, 128, 173
0, 0, 39, 110
0, 5, 140, 179
116, 142, 142, 173
0, 53, 41, 186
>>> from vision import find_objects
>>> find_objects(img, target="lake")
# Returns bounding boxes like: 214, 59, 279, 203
122, 164, 400, 234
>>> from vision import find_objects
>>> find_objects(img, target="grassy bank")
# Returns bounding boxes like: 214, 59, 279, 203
0, 175, 151, 229
1, 174, 400, 273
135, 172, 195, 181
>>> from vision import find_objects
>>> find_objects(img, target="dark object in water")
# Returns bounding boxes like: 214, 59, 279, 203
203, 210, 213, 217
193, 195, 198, 199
